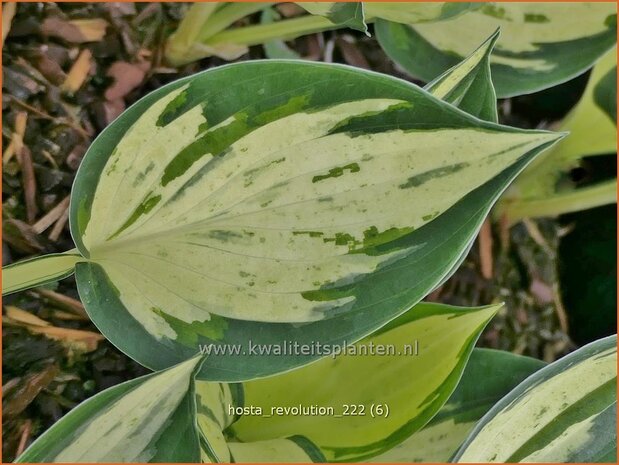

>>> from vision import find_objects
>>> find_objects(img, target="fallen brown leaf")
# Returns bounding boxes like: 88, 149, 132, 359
2, 365, 59, 418
2, 218, 48, 254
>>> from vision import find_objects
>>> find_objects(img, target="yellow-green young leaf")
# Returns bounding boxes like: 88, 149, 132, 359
369, 349, 546, 463
376, 2, 617, 97
455, 335, 617, 463
365, 2, 478, 24
228, 437, 326, 463
501, 47, 617, 221
425, 29, 498, 122
297, 2, 368, 34
16, 356, 205, 463
6, 61, 560, 381
225, 303, 499, 462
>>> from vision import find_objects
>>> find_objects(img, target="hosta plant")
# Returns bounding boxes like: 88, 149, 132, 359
5, 29, 615, 464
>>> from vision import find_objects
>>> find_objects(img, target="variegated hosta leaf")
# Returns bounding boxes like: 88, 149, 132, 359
64, 61, 559, 380
376, 2, 617, 97
224, 303, 499, 462
297, 2, 368, 34
16, 356, 205, 463
424, 28, 498, 122
518, 47, 617, 195
500, 47, 617, 221
369, 349, 546, 463
455, 335, 618, 463
364, 2, 478, 25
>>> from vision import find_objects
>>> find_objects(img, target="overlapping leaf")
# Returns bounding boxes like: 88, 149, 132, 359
454, 335, 617, 463
501, 47, 617, 221
17, 302, 498, 463
16, 356, 205, 463
369, 349, 546, 463
376, 2, 617, 97
227, 303, 498, 462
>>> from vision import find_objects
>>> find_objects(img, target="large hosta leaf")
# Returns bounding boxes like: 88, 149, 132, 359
0, 60, 561, 381
376, 2, 617, 97
370, 349, 546, 463
16, 356, 205, 463
226, 302, 498, 462
454, 335, 617, 463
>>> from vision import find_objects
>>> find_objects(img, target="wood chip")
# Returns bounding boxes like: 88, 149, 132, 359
104, 61, 148, 101
4, 313, 103, 353
5, 306, 50, 327
336, 36, 370, 69
34, 288, 88, 318
478, 219, 494, 279
15, 420, 32, 458
2, 2, 17, 47
42, 17, 108, 43
62, 49, 92, 93
32, 195, 70, 234
48, 206, 70, 242
3, 110, 27, 164
19, 146, 38, 224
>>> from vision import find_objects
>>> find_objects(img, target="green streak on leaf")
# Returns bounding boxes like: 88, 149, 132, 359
312, 162, 360, 183
108, 194, 161, 240
254, 94, 311, 125
481, 4, 507, 19
157, 90, 189, 127
153, 308, 229, 344
399, 162, 469, 189
524, 13, 550, 23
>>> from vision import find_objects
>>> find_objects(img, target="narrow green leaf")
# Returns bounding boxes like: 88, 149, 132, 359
16, 356, 205, 463
454, 335, 617, 463
2, 249, 82, 296
376, 3, 617, 97
226, 302, 499, 462
369, 349, 546, 462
